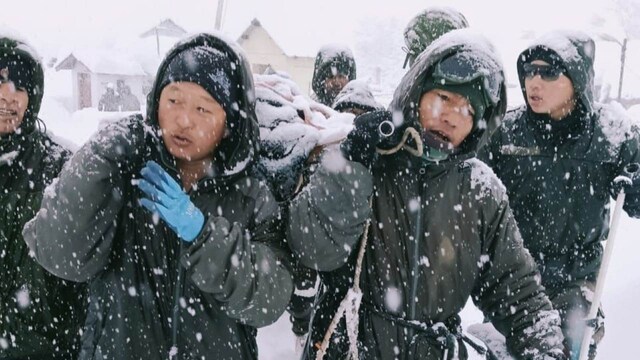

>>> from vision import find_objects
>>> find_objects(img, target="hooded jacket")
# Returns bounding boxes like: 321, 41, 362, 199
0, 35, 85, 359
23, 33, 293, 360
289, 30, 565, 360
479, 31, 640, 288
311, 45, 356, 106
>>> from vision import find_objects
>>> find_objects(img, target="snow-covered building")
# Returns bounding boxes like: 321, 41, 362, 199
237, 19, 315, 94
55, 49, 153, 111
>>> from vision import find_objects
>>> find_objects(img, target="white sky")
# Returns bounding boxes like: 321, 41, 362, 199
5, 0, 639, 99
5, 0, 620, 55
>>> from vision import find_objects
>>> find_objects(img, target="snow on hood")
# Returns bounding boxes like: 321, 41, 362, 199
332, 79, 384, 112
316, 43, 354, 61
597, 101, 636, 158
0, 26, 41, 64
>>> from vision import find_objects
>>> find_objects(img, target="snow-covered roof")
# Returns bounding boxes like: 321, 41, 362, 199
140, 19, 187, 38
55, 48, 149, 76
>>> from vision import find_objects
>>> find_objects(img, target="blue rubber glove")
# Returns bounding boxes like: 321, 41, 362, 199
137, 160, 205, 242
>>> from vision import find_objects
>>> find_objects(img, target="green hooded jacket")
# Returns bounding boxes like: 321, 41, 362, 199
23, 33, 293, 360
0, 35, 86, 359
289, 30, 565, 360
479, 31, 640, 288
402, 7, 469, 68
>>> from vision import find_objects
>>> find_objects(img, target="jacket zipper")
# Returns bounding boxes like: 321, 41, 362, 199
406, 191, 423, 360
170, 241, 186, 359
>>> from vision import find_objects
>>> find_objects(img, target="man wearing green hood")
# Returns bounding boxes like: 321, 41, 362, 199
480, 31, 640, 359
402, 7, 469, 69
311, 44, 356, 107
0, 33, 86, 359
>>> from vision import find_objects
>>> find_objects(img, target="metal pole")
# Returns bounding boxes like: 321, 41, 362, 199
576, 190, 626, 360
214, 0, 226, 30
617, 38, 628, 101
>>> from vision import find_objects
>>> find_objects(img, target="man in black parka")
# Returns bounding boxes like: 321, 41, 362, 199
0, 34, 85, 359
479, 30, 640, 359
23, 33, 293, 360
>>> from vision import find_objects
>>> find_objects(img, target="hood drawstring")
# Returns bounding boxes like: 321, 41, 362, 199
376, 127, 424, 157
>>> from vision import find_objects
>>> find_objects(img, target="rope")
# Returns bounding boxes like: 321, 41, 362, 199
315, 207, 371, 360
315, 126, 425, 359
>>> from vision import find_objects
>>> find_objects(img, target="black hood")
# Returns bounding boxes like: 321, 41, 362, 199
146, 33, 259, 176
517, 31, 596, 114
0, 35, 44, 136
389, 29, 507, 155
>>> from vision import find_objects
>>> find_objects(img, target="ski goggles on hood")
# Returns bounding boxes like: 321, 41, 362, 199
431, 51, 502, 107
522, 63, 565, 82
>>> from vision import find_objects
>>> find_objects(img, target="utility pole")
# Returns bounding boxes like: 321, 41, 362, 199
215, 0, 226, 31
155, 28, 160, 56
617, 38, 628, 101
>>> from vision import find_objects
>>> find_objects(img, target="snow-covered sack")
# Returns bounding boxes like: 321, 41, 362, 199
254, 73, 353, 201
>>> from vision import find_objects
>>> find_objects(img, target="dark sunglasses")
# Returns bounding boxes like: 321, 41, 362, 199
523, 63, 565, 81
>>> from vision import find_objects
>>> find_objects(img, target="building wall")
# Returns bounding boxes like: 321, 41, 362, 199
285, 57, 315, 94
239, 26, 314, 94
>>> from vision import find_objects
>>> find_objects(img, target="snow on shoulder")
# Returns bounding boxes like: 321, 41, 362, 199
597, 101, 635, 157
466, 158, 507, 201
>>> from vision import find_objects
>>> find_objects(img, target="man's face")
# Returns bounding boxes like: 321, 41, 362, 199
158, 82, 227, 165
0, 82, 29, 135
324, 74, 349, 98
524, 60, 575, 120
419, 89, 474, 148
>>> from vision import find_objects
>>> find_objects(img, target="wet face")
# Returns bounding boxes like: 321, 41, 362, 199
419, 89, 474, 148
524, 60, 575, 120
158, 82, 227, 166
324, 73, 349, 98
0, 82, 29, 135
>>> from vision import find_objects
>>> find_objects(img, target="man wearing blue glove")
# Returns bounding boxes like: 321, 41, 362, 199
23, 33, 293, 360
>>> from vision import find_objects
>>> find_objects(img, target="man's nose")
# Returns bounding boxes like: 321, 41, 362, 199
176, 112, 193, 128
